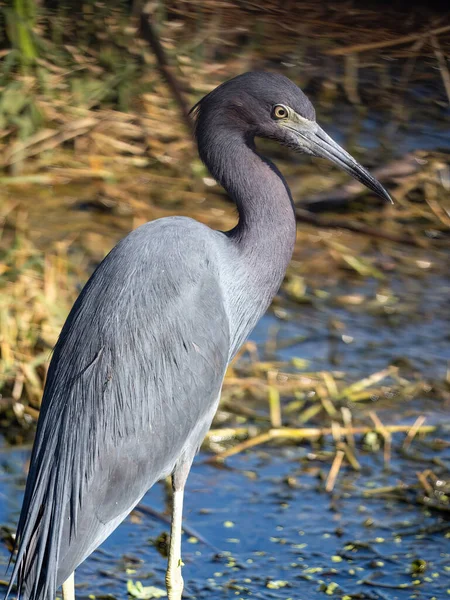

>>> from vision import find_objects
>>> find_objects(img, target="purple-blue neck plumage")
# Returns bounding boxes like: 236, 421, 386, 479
199, 123, 296, 263
194, 96, 297, 357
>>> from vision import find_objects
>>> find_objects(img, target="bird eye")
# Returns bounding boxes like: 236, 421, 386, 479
273, 105, 288, 119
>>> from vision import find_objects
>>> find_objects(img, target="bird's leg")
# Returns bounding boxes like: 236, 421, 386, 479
165, 465, 189, 600
62, 572, 75, 600
165, 487, 184, 600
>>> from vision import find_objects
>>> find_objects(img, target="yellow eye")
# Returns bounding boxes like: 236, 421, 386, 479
273, 105, 288, 119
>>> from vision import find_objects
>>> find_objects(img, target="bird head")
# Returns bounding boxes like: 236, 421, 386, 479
192, 72, 392, 203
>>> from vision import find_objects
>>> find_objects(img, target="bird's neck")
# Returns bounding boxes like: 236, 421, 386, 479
199, 128, 297, 356
205, 130, 297, 285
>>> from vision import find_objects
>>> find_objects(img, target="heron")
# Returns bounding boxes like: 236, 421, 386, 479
6, 71, 391, 600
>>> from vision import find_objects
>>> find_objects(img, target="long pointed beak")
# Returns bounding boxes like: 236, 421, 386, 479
288, 122, 393, 204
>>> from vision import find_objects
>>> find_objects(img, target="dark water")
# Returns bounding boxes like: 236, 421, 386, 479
324, 107, 450, 156
255, 273, 450, 386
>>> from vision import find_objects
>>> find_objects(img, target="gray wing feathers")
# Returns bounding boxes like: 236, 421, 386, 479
7, 218, 230, 600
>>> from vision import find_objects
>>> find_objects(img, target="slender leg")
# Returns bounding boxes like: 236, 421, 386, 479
62, 572, 75, 600
165, 487, 185, 600
165, 417, 215, 599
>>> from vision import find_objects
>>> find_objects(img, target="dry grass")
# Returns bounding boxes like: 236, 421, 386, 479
1, 2, 449, 172
0, 205, 80, 426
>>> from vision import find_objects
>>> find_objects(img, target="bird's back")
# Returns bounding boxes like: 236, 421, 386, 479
8, 217, 230, 600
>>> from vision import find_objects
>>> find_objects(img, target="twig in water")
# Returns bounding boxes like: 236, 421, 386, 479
325, 449, 345, 492
403, 415, 427, 450
369, 411, 392, 469
338, 367, 397, 400
416, 469, 434, 497
341, 442, 361, 471
341, 407, 355, 449
363, 484, 411, 496
267, 370, 282, 428
331, 421, 342, 444
361, 578, 415, 590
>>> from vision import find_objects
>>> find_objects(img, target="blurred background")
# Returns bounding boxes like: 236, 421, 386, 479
0, 1, 449, 599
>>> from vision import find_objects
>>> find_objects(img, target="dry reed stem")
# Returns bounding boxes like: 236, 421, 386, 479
369, 411, 392, 468
209, 432, 273, 461
341, 442, 361, 471
207, 428, 250, 442
416, 470, 434, 497
344, 54, 361, 105
318, 384, 338, 417
363, 484, 412, 496
431, 35, 450, 104
208, 423, 436, 461
424, 182, 450, 228
331, 421, 341, 444
403, 415, 427, 450
338, 366, 397, 400
327, 24, 450, 55
3, 119, 98, 167
267, 370, 282, 428
341, 406, 355, 449
325, 449, 345, 492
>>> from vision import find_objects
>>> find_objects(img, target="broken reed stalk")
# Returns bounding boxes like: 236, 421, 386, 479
424, 181, 450, 228
416, 470, 434, 497
369, 411, 392, 469
325, 449, 345, 492
341, 406, 355, 449
207, 421, 435, 461
344, 54, 361, 105
326, 24, 450, 55
340, 441, 361, 471
207, 431, 273, 461
403, 415, 427, 450
363, 484, 411, 496
139, 4, 193, 132
267, 370, 282, 428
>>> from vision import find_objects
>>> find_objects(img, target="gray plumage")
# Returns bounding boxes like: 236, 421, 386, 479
7, 72, 391, 600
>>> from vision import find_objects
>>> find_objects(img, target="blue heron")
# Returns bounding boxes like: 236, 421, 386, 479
6, 72, 391, 600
